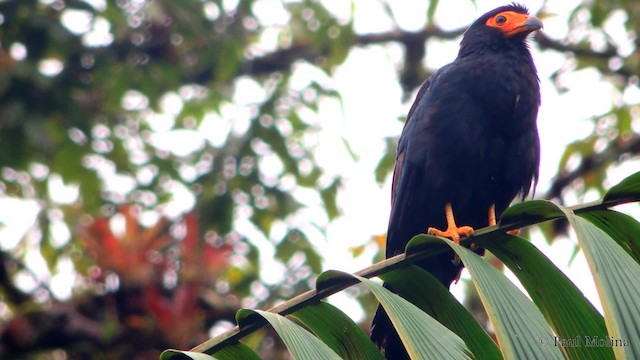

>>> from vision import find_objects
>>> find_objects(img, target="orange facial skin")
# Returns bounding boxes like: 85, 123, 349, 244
486, 11, 543, 37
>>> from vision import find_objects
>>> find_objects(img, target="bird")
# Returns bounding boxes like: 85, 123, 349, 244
370, 3, 542, 358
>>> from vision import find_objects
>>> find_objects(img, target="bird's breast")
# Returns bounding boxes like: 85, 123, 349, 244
473, 71, 539, 134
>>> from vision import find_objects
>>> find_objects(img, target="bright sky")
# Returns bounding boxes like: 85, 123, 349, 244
2, 0, 640, 324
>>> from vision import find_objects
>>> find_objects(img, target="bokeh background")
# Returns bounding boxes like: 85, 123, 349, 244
1, 0, 639, 358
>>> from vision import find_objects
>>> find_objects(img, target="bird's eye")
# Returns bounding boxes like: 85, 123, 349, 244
495, 15, 507, 24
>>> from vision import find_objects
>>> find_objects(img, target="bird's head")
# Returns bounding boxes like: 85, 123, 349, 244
460, 3, 542, 55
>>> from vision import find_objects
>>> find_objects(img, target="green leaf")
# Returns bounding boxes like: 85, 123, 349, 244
320, 179, 341, 220
557, 137, 597, 176
480, 234, 612, 360
603, 170, 640, 203
160, 349, 217, 360
562, 209, 640, 359
291, 301, 384, 360
381, 266, 502, 360
212, 342, 262, 360
53, 141, 85, 183
426, 0, 440, 24
341, 136, 359, 162
215, 40, 242, 82
408, 235, 564, 360
186, 192, 640, 357
275, 229, 322, 274
589, 0, 610, 27
348, 272, 472, 360
78, 169, 102, 211
236, 309, 341, 360
499, 200, 564, 228
580, 209, 640, 264
374, 137, 397, 184
614, 106, 632, 133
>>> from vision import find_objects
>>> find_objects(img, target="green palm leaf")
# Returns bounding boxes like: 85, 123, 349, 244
174, 170, 640, 359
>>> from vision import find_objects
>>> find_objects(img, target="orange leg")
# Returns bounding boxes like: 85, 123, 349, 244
489, 204, 521, 235
428, 203, 474, 264
487, 204, 519, 235
428, 203, 474, 244
488, 204, 497, 227
470, 204, 497, 252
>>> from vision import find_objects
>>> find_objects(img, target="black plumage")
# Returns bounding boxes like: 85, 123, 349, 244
370, 4, 542, 358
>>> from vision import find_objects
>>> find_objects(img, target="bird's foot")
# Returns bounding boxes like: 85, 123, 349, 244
507, 229, 520, 236
429, 203, 475, 265
428, 225, 474, 265
427, 225, 474, 244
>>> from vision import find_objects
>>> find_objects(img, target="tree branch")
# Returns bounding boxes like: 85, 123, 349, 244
190, 190, 640, 355
533, 32, 618, 59
544, 134, 640, 201
239, 27, 465, 79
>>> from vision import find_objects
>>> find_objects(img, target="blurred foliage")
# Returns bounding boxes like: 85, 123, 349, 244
0, 0, 350, 357
0, 0, 638, 358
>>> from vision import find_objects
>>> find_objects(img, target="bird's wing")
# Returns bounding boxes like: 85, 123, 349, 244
390, 67, 444, 205
387, 64, 459, 257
